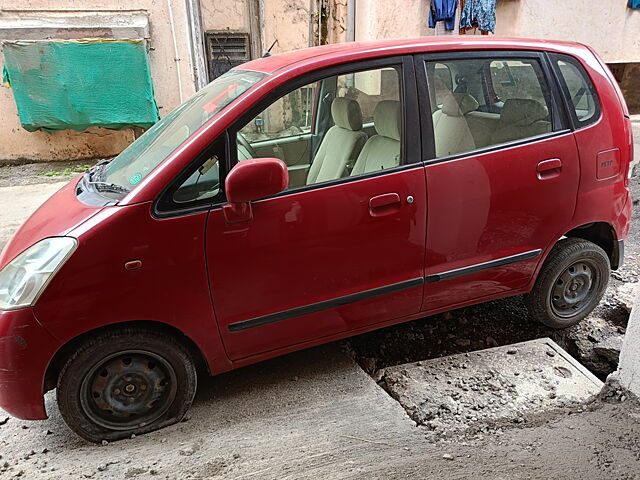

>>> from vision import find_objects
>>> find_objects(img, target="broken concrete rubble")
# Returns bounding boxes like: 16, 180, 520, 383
382, 339, 602, 438
614, 281, 638, 313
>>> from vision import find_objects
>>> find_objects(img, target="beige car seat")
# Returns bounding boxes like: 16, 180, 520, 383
306, 97, 368, 185
351, 100, 402, 175
491, 98, 551, 145
432, 93, 479, 157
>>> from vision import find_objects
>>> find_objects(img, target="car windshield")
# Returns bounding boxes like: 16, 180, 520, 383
95, 69, 267, 198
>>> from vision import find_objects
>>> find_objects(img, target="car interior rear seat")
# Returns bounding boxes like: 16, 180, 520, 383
307, 97, 368, 184
465, 111, 500, 149
351, 100, 401, 175
490, 98, 551, 145
432, 93, 479, 157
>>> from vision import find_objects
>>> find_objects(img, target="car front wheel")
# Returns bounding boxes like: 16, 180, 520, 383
525, 238, 610, 329
57, 327, 197, 442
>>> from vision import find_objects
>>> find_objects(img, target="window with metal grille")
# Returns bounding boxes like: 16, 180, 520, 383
204, 32, 250, 80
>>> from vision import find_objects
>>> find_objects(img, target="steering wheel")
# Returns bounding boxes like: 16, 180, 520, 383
236, 132, 256, 160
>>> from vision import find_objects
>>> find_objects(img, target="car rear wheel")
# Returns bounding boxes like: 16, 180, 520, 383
57, 327, 197, 442
525, 238, 610, 329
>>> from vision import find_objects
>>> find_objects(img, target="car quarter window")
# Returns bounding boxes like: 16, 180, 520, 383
424, 56, 555, 159
235, 65, 404, 191
550, 53, 600, 127
155, 135, 227, 214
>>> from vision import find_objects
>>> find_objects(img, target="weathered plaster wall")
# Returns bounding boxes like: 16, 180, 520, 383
355, 0, 432, 41
263, 0, 310, 53
496, 0, 640, 63
0, 3, 196, 162
328, 0, 348, 44
201, 0, 247, 32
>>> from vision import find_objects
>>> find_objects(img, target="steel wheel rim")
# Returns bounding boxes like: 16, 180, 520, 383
550, 259, 599, 318
80, 350, 177, 431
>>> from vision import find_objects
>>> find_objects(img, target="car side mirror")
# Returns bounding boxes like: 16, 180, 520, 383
223, 158, 289, 223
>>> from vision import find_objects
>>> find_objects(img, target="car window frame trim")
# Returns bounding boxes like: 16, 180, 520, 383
225, 55, 421, 195
546, 52, 603, 131
415, 49, 571, 164
155, 55, 421, 217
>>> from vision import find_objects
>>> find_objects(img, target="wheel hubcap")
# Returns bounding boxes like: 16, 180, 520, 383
551, 260, 598, 318
80, 350, 177, 431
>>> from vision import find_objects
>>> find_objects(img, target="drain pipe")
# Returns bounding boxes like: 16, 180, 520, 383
308, 0, 315, 47
166, 0, 184, 102
347, 0, 355, 42
185, 0, 208, 91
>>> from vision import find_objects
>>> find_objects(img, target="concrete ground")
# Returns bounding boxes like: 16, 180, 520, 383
1, 343, 639, 480
0, 182, 67, 251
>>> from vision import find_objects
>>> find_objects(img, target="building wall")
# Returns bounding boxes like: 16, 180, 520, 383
202, 0, 247, 31
355, 0, 432, 41
2, 0, 638, 163
262, 0, 312, 53
496, 0, 640, 63
0, 2, 196, 162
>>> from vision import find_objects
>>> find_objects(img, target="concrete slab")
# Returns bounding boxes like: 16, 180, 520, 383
616, 284, 640, 397
0, 344, 426, 479
383, 338, 603, 435
0, 181, 67, 251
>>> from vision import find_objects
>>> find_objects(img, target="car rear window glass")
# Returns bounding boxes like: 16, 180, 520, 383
550, 54, 600, 128
424, 56, 555, 158
489, 60, 548, 107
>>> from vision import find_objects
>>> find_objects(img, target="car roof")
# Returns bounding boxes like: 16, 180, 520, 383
240, 36, 588, 75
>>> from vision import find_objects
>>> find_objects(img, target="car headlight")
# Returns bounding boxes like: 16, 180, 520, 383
0, 237, 77, 311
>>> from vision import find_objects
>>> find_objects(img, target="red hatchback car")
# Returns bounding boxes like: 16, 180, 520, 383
0, 37, 633, 441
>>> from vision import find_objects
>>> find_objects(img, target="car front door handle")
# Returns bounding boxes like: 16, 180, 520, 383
537, 158, 562, 179
369, 193, 401, 217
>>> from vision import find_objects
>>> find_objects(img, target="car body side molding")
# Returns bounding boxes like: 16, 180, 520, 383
228, 277, 425, 332
425, 249, 543, 284
229, 249, 542, 333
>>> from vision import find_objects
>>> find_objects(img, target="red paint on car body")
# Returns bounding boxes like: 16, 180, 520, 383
0, 37, 632, 421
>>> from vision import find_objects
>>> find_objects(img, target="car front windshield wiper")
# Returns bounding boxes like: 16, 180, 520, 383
88, 159, 111, 183
89, 181, 131, 195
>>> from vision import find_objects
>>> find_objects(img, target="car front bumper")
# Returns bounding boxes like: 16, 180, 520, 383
0, 307, 60, 420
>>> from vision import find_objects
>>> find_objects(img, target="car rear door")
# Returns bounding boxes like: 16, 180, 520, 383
205, 57, 428, 361
416, 50, 581, 312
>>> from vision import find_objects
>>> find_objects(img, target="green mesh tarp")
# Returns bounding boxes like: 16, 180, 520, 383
2, 40, 159, 132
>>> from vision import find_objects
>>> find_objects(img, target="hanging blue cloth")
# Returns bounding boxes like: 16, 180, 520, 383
429, 0, 458, 31
460, 0, 497, 33
629, 0, 640, 10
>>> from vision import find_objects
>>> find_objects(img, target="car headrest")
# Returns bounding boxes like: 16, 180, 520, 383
373, 100, 401, 141
441, 93, 479, 117
331, 97, 363, 131
500, 99, 548, 126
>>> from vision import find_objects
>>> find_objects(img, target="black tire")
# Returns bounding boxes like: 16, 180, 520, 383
57, 327, 197, 442
525, 238, 610, 329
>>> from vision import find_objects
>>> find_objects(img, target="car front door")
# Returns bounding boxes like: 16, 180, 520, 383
206, 57, 427, 360
417, 51, 580, 312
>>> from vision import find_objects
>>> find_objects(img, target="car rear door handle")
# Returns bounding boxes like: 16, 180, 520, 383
537, 158, 562, 179
369, 193, 401, 217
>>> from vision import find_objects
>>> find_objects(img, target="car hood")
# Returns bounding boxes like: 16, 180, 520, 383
0, 177, 104, 269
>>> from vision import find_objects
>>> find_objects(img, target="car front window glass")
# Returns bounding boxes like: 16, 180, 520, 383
236, 65, 403, 190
